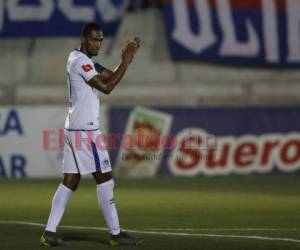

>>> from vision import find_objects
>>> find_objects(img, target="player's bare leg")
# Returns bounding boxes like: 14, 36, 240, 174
62, 173, 81, 191
93, 171, 143, 246
40, 174, 80, 246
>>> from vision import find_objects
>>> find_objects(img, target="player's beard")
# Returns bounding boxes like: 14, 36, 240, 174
92, 50, 99, 56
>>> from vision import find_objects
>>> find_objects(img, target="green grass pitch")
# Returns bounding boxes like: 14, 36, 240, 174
0, 175, 300, 250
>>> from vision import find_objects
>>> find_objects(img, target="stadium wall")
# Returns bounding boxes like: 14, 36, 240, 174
1, 9, 300, 106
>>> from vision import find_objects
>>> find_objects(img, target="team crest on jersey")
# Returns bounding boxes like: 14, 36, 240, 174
81, 64, 93, 72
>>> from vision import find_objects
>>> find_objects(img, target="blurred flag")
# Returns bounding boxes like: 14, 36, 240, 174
162, 0, 300, 67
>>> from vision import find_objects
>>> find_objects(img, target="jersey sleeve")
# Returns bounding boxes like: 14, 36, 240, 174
76, 56, 98, 82
94, 62, 105, 74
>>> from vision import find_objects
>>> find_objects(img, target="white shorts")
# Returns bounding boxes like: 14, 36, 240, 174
62, 129, 112, 175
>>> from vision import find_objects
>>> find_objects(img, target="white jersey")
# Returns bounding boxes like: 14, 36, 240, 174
64, 49, 100, 130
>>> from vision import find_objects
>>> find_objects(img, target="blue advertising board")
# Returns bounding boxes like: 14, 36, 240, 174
162, 0, 300, 66
0, 0, 126, 37
109, 107, 300, 177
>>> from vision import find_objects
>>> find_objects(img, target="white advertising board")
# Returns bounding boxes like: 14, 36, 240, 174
0, 106, 107, 178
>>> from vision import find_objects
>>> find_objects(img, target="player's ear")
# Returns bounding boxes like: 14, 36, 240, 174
80, 36, 85, 44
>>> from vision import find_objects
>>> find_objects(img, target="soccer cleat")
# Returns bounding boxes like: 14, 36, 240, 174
40, 230, 64, 247
110, 231, 143, 246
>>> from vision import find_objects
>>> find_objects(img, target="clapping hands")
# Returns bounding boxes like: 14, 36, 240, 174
122, 37, 141, 65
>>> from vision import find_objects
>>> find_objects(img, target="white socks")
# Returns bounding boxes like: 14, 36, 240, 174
45, 184, 73, 232
96, 179, 121, 235
45, 180, 120, 235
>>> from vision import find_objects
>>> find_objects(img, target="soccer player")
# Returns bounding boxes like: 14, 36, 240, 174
40, 22, 141, 247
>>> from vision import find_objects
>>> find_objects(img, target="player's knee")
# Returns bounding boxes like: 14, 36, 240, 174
93, 171, 112, 185
69, 181, 80, 191
64, 181, 80, 191
63, 174, 81, 191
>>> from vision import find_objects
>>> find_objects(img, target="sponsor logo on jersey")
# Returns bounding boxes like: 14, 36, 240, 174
81, 64, 93, 72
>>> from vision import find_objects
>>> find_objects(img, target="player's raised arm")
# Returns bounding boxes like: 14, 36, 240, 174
87, 37, 141, 95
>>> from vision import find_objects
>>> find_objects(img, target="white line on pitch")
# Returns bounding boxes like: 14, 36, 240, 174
147, 228, 298, 231
0, 220, 299, 244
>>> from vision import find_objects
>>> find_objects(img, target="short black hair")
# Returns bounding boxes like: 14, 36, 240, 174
81, 22, 101, 37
